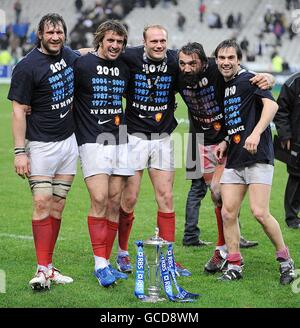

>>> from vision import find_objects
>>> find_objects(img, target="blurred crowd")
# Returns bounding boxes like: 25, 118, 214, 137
202, 0, 300, 73
0, 0, 299, 73
0, 0, 178, 65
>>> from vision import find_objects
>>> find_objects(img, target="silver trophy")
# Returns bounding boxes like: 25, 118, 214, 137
142, 227, 171, 303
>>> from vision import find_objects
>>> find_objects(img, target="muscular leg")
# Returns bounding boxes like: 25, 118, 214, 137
149, 168, 191, 276
50, 174, 74, 219
85, 174, 126, 283
48, 174, 74, 266
207, 164, 258, 249
204, 164, 226, 249
106, 176, 126, 222
149, 168, 175, 241
221, 184, 247, 255
248, 184, 285, 251
85, 174, 109, 217
85, 174, 109, 270
209, 164, 224, 207
120, 171, 143, 212
248, 183, 294, 285
106, 175, 126, 260
30, 176, 54, 268
118, 171, 143, 254
203, 165, 231, 274
216, 183, 246, 280
148, 168, 174, 212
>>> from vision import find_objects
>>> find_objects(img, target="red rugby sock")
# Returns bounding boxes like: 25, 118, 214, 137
106, 220, 118, 260
227, 253, 242, 266
87, 216, 107, 258
48, 215, 61, 264
32, 216, 52, 267
118, 208, 134, 251
215, 206, 226, 246
157, 211, 175, 242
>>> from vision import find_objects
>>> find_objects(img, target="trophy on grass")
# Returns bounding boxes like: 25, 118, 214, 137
135, 227, 171, 303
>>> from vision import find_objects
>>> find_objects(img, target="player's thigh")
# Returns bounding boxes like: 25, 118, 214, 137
54, 174, 74, 184
29, 176, 53, 217
221, 183, 247, 216
51, 174, 75, 210
108, 175, 126, 199
148, 168, 175, 195
85, 174, 110, 204
29, 175, 53, 202
246, 163, 273, 214
248, 183, 271, 214
123, 170, 143, 195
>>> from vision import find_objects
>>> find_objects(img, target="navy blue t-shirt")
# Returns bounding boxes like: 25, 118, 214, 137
121, 46, 178, 137
223, 69, 275, 169
8, 47, 79, 142
178, 58, 226, 145
73, 53, 130, 146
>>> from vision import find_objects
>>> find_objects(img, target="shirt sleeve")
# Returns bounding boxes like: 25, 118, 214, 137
7, 61, 34, 105
254, 87, 274, 101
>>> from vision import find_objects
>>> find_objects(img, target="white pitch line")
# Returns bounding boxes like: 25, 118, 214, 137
0, 233, 33, 240
0, 233, 64, 241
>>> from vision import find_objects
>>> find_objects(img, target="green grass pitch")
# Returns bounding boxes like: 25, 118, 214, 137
0, 83, 299, 308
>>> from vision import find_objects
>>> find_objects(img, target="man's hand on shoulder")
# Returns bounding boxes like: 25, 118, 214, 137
249, 73, 275, 90
78, 48, 93, 56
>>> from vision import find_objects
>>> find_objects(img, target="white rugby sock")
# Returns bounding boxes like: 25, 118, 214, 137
216, 245, 228, 253
37, 265, 49, 273
118, 249, 129, 256
94, 256, 108, 271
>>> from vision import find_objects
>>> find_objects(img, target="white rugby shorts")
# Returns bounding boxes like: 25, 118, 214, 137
79, 142, 134, 178
128, 134, 175, 171
25, 133, 78, 177
220, 163, 274, 185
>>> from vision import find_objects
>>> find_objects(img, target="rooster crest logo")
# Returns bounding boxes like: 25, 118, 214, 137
233, 134, 241, 144
213, 122, 221, 131
114, 115, 120, 126
155, 113, 162, 122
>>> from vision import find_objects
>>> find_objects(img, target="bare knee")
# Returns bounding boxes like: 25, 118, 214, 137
210, 180, 222, 206
156, 190, 173, 211
221, 207, 236, 226
122, 190, 138, 212
51, 197, 66, 219
108, 192, 122, 219
251, 207, 269, 225
91, 193, 108, 214
33, 195, 52, 218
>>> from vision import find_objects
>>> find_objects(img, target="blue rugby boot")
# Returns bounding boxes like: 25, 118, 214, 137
94, 266, 116, 287
116, 254, 132, 273
108, 264, 128, 280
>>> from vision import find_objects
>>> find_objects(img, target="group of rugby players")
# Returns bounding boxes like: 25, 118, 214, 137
8, 13, 295, 291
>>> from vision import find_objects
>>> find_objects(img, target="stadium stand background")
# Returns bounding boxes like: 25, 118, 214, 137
1, 0, 300, 82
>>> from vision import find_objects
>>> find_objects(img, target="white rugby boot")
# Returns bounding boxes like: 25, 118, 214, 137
29, 270, 51, 290
48, 267, 73, 284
